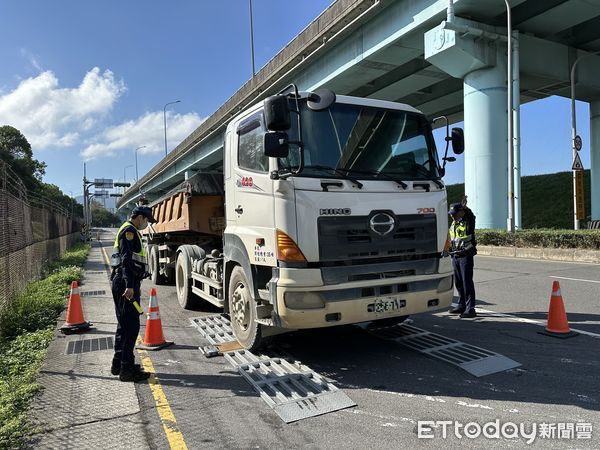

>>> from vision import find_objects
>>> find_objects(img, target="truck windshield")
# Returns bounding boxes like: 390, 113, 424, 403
279, 102, 439, 180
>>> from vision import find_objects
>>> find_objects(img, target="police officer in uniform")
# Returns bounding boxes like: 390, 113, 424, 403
110, 206, 156, 381
448, 202, 477, 318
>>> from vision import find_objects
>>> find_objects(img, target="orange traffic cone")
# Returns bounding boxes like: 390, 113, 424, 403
60, 281, 91, 334
538, 281, 578, 339
137, 288, 173, 350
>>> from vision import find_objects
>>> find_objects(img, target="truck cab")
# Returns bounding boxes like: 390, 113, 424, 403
217, 88, 462, 348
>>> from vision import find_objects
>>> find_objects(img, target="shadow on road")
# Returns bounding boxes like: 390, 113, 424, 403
263, 311, 600, 413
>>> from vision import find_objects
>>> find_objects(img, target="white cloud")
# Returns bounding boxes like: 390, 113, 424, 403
80, 111, 204, 160
0, 67, 125, 148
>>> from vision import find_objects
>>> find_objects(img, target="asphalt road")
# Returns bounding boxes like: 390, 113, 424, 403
101, 230, 600, 449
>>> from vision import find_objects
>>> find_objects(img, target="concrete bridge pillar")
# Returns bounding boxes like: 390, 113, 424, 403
463, 61, 508, 229
425, 18, 517, 229
590, 100, 600, 220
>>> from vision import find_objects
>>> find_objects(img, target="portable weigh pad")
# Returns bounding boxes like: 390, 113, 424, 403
366, 323, 521, 377
190, 315, 356, 422
225, 350, 356, 423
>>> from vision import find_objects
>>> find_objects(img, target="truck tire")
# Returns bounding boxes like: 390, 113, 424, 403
149, 245, 167, 285
228, 266, 262, 351
175, 247, 198, 309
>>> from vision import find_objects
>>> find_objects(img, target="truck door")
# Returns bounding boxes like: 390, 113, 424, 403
231, 111, 276, 267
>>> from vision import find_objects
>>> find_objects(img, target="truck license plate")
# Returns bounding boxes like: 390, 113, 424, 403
367, 298, 406, 313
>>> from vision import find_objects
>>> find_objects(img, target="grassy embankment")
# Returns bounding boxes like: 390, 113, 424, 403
447, 169, 592, 229
0, 244, 90, 449
446, 169, 600, 248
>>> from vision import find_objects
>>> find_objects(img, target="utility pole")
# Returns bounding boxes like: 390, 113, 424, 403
249, 0, 256, 77
163, 100, 181, 157
505, 0, 515, 233
83, 163, 88, 239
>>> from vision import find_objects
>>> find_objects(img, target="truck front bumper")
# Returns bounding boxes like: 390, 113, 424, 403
273, 266, 453, 329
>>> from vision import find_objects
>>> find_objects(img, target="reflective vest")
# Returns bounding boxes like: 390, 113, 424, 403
449, 219, 473, 252
112, 221, 147, 273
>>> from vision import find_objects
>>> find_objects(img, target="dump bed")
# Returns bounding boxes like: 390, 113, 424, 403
148, 172, 225, 236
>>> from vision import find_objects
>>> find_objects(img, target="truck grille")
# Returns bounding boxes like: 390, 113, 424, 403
318, 213, 437, 262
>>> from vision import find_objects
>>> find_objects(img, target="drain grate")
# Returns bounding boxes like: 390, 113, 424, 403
85, 271, 106, 275
80, 290, 107, 297
66, 337, 113, 355
366, 323, 521, 377
191, 315, 356, 422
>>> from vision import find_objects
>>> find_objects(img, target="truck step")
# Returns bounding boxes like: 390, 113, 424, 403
191, 286, 224, 308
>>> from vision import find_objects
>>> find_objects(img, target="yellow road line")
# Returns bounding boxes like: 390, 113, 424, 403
137, 339, 189, 450
100, 245, 189, 450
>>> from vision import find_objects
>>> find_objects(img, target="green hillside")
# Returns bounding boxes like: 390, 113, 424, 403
446, 170, 592, 229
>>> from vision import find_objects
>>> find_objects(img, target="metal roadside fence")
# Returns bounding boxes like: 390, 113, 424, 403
0, 161, 80, 313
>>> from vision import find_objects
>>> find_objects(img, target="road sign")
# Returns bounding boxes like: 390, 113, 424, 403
574, 135, 582, 151
572, 153, 584, 171
576, 171, 585, 220
94, 178, 113, 189
93, 190, 109, 197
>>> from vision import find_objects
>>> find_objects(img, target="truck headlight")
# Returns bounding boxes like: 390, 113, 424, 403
437, 276, 453, 293
284, 292, 325, 310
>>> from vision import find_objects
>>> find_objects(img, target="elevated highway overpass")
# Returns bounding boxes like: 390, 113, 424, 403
118, 0, 600, 228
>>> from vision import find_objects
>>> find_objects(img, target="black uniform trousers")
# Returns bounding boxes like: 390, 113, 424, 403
111, 274, 141, 370
452, 254, 476, 313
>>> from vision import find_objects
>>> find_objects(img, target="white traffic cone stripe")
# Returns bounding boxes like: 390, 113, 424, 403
552, 288, 561, 297
149, 295, 158, 308
147, 311, 160, 320
71, 287, 80, 295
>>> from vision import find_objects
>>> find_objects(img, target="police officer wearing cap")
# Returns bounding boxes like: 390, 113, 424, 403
110, 205, 156, 382
448, 202, 477, 318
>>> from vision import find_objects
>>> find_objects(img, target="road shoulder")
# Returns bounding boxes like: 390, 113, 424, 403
27, 238, 150, 448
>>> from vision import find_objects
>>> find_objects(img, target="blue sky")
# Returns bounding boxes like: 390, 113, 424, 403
0, 0, 592, 201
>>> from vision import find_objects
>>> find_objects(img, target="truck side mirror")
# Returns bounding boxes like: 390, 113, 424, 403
451, 128, 464, 154
264, 132, 289, 158
264, 95, 291, 131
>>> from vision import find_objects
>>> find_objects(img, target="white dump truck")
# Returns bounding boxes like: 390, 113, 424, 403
144, 86, 464, 349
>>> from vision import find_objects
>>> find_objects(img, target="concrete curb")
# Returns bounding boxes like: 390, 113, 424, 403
478, 245, 600, 264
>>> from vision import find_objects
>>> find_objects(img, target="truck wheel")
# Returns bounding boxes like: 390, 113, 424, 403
228, 266, 262, 351
149, 245, 166, 285
175, 248, 198, 309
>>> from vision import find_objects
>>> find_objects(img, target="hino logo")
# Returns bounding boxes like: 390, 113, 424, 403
369, 212, 396, 236
320, 208, 351, 216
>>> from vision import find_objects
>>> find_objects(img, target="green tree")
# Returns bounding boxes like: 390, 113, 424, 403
39, 183, 84, 217
90, 200, 122, 227
0, 125, 46, 190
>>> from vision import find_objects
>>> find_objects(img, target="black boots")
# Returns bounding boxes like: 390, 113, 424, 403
459, 310, 477, 319
119, 368, 151, 382
111, 358, 146, 378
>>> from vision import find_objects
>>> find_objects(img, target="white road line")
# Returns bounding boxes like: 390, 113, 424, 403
478, 255, 600, 266
549, 276, 600, 284
477, 308, 600, 339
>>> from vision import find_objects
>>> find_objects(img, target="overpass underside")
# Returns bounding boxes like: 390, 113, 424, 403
119, 0, 600, 228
